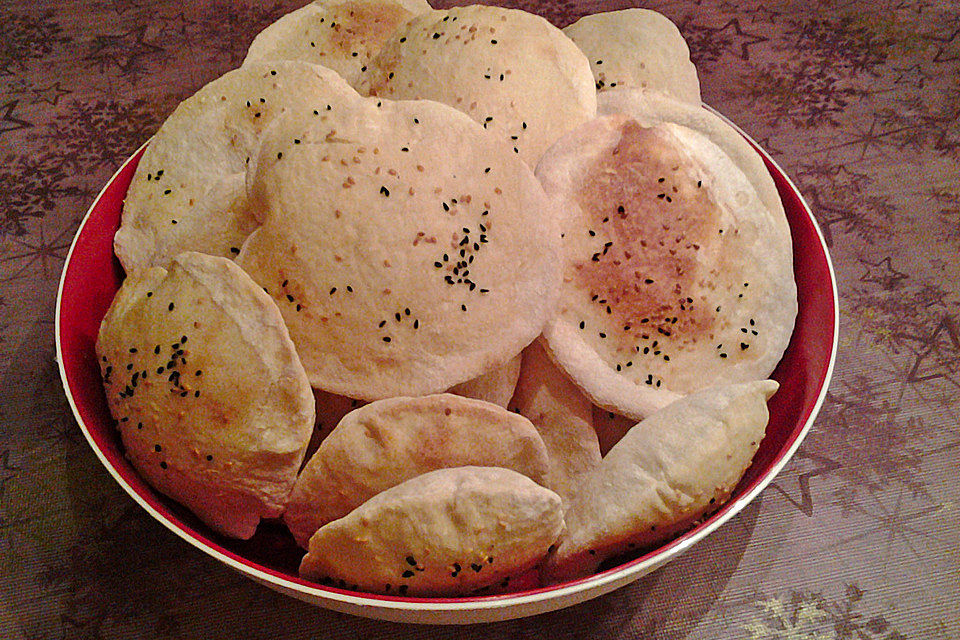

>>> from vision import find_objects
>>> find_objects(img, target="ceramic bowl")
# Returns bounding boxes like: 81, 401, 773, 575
56, 113, 838, 624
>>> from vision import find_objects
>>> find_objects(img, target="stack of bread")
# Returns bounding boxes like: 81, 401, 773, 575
96, 1, 796, 595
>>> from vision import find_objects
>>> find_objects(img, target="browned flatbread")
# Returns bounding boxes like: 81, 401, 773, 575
283, 393, 550, 547
300, 466, 564, 595
96, 252, 314, 538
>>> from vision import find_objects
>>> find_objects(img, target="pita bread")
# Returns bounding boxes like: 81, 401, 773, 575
598, 88, 785, 223
536, 114, 796, 419
283, 393, 550, 547
309, 355, 521, 462
563, 9, 700, 103
237, 97, 561, 399
543, 380, 777, 582
243, 0, 433, 89
300, 466, 563, 595
359, 5, 597, 166
448, 353, 521, 408
95, 252, 314, 539
115, 61, 360, 272
511, 339, 601, 508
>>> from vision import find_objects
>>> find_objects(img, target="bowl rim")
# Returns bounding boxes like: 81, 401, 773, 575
55, 110, 839, 622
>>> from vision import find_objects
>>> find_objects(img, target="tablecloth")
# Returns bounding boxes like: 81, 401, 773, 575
1, 0, 958, 637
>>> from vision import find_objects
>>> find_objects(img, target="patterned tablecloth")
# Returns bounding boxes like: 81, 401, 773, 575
1, 0, 958, 637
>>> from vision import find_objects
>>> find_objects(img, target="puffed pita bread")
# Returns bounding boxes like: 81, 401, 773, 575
448, 353, 521, 408
598, 88, 785, 224
543, 380, 777, 582
243, 0, 433, 89
237, 97, 561, 399
95, 252, 314, 539
115, 61, 360, 272
512, 339, 601, 508
536, 114, 796, 419
308, 357, 520, 461
300, 466, 563, 595
283, 393, 550, 547
360, 5, 597, 166
563, 9, 700, 103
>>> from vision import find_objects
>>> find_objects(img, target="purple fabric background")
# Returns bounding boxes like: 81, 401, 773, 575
0, 0, 957, 637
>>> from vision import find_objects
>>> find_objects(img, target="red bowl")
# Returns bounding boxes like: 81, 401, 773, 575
56, 114, 838, 623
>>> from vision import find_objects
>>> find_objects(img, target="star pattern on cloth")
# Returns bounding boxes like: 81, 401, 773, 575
827, 486, 946, 563
905, 315, 960, 389
768, 447, 841, 517
29, 81, 72, 106
680, 16, 768, 63
859, 256, 909, 290
0, 223, 78, 285
83, 24, 163, 81
0, 100, 33, 136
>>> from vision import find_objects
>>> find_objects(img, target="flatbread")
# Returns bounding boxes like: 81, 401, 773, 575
95, 252, 315, 539
237, 97, 561, 399
536, 114, 796, 419
309, 355, 521, 463
543, 380, 777, 582
115, 61, 360, 272
598, 88, 785, 223
563, 9, 700, 103
283, 393, 550, 547
243, 0, 433, 89
300, 466, 564, 595
511, 339, 601, 508
448, 353, 521, 408
359, 5, 597, 166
